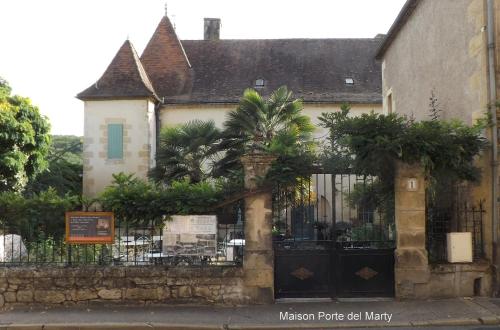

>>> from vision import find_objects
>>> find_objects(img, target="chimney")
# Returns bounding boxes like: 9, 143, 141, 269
204, 18, 221, 40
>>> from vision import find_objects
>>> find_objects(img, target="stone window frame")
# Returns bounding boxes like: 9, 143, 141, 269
101, 118, 131, 165
386, 88, 394, 114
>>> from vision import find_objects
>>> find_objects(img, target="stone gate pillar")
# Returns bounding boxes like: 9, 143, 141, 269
395, 161, 430, 298
240, 154, 276, 303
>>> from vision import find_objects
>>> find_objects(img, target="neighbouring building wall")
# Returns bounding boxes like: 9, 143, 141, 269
83, 99, 156, 197
382, 0, 494, 262
159, 103, 382, 137
382, 0, 489, 123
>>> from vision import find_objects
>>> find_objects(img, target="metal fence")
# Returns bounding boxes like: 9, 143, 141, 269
0, 209, 244, 267
426, 201, 485, 263
272, 173, 395, 249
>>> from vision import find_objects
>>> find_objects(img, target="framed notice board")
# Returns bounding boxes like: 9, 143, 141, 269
65, 212, 114, 244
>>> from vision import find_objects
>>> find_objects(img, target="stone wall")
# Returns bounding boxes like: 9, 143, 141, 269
428, 262, 492, 298
0, 266, 247, 308
394, 162, 493, 298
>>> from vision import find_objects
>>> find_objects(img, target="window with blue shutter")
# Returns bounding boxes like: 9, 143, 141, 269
107, 124, 123, 159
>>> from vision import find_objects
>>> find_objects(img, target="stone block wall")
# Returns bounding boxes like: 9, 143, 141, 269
0, 266, 248, 308
428, 262, 492, 298
395, 162, 430, 298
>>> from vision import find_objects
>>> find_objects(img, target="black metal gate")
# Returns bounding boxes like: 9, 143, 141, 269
273, 173, 395, 298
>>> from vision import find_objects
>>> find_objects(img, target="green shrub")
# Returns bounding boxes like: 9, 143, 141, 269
99, 173, 223, 226
0, 188, 79, 241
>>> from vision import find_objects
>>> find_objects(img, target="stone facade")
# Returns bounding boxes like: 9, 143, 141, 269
83, 99, 156, 198
0, 266, 247, 308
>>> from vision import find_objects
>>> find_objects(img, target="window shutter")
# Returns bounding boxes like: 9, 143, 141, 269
107, 124, 123, 159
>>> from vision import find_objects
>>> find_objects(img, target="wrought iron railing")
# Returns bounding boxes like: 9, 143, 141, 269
0, 216, 244, 267
426, 201, 485, 263
272, 173, 395, 249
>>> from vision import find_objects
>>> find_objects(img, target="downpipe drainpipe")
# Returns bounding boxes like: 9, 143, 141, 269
155, 98, 165, 157
487, 0, 499, 296
154, 98, 163, 160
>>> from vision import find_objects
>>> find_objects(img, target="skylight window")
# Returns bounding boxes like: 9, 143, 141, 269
255, 79, 265, 88
345, 78, 354, 85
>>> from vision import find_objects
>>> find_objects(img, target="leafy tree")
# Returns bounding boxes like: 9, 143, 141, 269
0, 78, 51, 192
25, 135, 83, 196
0, 188, 79, 241
217, 86, 316, 186
150, 120, 221, 184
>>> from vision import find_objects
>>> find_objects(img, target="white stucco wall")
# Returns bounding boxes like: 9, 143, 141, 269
83, 99, 156, 197
83, 100, 380, 197
159, 103, 382, 138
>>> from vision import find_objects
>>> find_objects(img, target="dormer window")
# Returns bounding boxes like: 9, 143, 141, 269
255, 78, 265, 88
345, 78, 354, 85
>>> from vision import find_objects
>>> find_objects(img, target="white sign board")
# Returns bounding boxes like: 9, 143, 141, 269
163, 215, 217, 257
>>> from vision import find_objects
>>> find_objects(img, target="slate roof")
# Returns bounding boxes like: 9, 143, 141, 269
140, 16, 192, 98
77, 40, 158, 101
78, 17, 383, 104
167, 38, 383, 104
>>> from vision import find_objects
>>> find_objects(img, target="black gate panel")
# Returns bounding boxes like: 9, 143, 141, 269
336, 248, 395, 297
273, 173, 396, 299
274, 241, 334, 298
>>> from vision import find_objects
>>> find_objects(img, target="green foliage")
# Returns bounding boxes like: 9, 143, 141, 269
99, 173, 163, 225
25, 135, 83, 196
150, 120, 221, 184
348, 180, 390, 212
217, 86, 316, 187
0, 188, 80, 241
349, 223, 394, 248
99, 173, 222, 225
0, 78, 51, 192
319, 106, 487, 183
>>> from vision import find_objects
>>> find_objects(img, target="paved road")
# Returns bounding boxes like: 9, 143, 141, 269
2, 298, 500, 329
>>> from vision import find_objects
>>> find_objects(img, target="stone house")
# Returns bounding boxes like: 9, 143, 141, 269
77, 14, 384, 197
378, 0, 500, 296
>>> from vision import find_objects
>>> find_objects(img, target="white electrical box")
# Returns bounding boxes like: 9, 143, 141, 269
447, 232, 473, 263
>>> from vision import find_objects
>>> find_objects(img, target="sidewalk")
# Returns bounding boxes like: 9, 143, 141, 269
2, 297, 500, 329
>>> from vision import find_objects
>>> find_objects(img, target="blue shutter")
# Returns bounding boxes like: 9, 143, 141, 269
107, 124, 123, 159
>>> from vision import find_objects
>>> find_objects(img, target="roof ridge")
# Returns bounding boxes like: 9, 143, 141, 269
180, 38, 383, 42
127, 40, 157, 96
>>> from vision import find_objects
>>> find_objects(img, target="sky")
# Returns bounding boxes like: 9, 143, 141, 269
0, 0, 406, 136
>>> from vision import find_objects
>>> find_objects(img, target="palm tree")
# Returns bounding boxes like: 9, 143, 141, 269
150, 120, 220, 184
216, 86, 315, 179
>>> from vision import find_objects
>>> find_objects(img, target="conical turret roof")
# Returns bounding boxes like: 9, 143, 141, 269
140, 15, 192, 98
77, 40, 158, 100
